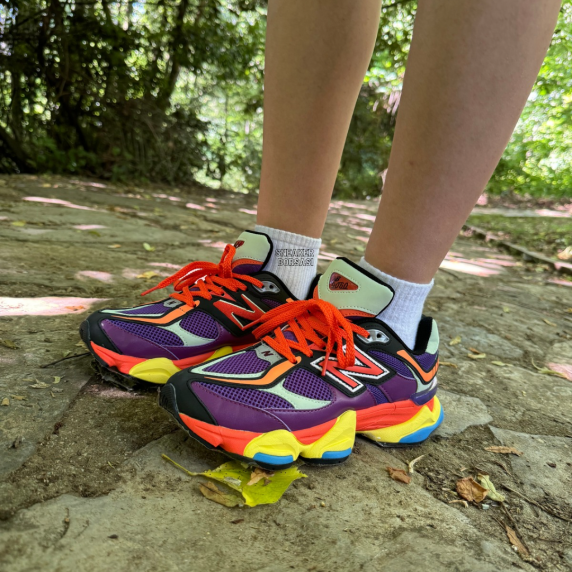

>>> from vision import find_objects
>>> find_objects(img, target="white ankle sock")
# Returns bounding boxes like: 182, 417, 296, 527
255, 225, 320, 299
358, 257, 433, 350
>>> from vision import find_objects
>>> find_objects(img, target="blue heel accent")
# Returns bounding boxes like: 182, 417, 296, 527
398, 406, 444, 444
252, 452, 294, 465
321, 448, 352, 460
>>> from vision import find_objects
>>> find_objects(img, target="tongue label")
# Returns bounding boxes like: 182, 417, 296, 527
329, 272, 358, 291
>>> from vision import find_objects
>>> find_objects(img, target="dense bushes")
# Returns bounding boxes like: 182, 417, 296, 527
1, 0, 571, 198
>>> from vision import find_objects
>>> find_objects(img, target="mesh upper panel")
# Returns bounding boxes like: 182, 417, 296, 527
198, 383, 293, 409
283, 369, 332, 401
416, 352, 438, 370
262, 298, 282, 309
180, 311, 218, 339
369, 351, 414, 379
367, 384, 388, 405
203, 351, 270, 375
120, 302, 171, 315
107, 320, 182, 346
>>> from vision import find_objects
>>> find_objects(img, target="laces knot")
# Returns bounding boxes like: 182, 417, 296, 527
253, 299, 369, 376
141, 244, 263, 307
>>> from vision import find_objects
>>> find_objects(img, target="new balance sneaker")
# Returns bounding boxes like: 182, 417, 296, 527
80, 231, 297, 385
159, 257, 443, 470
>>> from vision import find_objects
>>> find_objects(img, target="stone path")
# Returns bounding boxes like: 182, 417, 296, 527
0, 175, 571, 572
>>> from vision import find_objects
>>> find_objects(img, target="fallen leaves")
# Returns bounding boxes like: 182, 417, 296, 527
477, 473, 505, 502
484, 446, 523, 456
161, 455, 306, 507
490, 361, 512, 367
504, 524, 529, 557
467, 351, 486, 360
456, 477, 488, 503
1, 397, 9, 406
29, 381, 50, 389
11, 220, 26, 227
387, 466, 411, 484
440, 361, 458, 368
0, 339, 19, 349
137, 270, 159, 280
407, 455, 425, 474
108, 244, 121, 249
449, 336, 462, 346
142, 242, 155, 252
543, 318, 557, 327
531, 359, 568, 379
199, 482, 243, 508
247, 467, 274, 486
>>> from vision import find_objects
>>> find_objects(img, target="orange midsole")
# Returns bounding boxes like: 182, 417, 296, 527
178, 397, 436, 456
180, 413, 337, 456
90, 342, 253, 375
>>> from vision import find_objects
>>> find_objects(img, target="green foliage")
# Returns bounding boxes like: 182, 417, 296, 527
1, 0, 571, 198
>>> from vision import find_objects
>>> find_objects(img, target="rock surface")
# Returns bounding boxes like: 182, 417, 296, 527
1, 175, 571, 572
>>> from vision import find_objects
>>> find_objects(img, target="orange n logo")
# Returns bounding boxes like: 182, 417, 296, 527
214, 294, 266, 330
311, 347, 390, 394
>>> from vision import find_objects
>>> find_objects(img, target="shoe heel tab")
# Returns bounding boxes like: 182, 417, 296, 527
413, 317, 439, 354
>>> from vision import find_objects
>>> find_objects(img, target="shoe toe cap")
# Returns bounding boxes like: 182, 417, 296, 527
161, 371, 217, 425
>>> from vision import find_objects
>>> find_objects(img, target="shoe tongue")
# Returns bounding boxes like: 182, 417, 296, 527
316, 258, 394, 317
231, 231, 272, 274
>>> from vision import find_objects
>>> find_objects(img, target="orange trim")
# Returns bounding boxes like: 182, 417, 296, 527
179, 412, 340, 454
91, 341, 255, 374
180, 413, 260, 454
396, 350, 439, 382
204, 358, 297, 386
91, 342, 146, 374
339, 309, 375, 318
112, 305, 192, 325
356, 397, 435, 432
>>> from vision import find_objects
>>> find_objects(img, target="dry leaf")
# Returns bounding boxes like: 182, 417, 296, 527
387, 466, 411, 484
11, 395, 26, 400
247, 467, 274, 486
161, 455, 305, 507
30, 382, 50, 389
108, 244, 121, 249
485, 446, 523, 456
62, 350, 72, 358
566, 308, 572, 314
477, 473, 505, 502
199, 482, 243, 508
408, 455, 425, 474
468, 347, 483, 354
502, 306, 511, 313
504, 524, 529, 557
448, 499, 469, 508
440, 361, 458, 368
449, 336, 462, 346
11, 220, 26, 227
137, 270, 159, 280
456, 477, 488, 503
531, 359, 568, 379
0, 339, 19, 349
143, 242, 155, 252
467, 353, 486, 360
491, 361, 511, 367
1, 397, 9, 406
53, 376, 61, 384
543, 318, 557, 327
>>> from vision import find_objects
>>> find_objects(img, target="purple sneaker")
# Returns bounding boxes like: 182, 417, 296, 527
80, 231, 297, 385
160, 258, 443, 470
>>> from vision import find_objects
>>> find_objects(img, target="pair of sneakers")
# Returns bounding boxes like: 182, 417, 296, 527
81, 231, 443, 470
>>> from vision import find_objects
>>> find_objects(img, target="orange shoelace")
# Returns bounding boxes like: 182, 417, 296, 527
253, 299, 370, 376
141, 244, 263, 307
